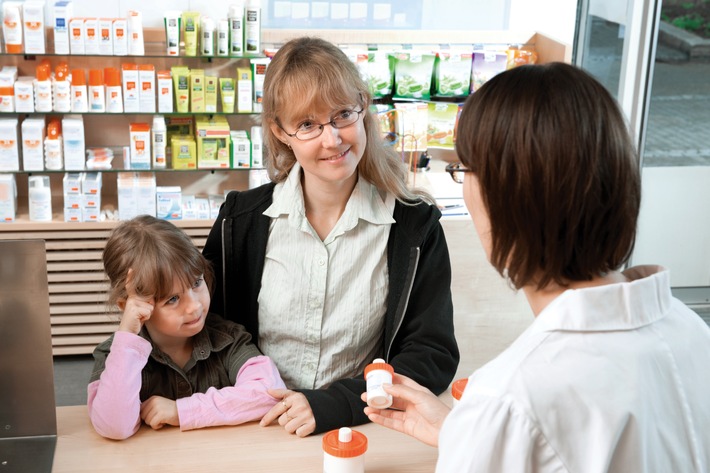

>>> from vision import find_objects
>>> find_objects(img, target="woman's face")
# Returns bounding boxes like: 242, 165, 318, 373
463, 172, 493, 262
272, 102, 367, 189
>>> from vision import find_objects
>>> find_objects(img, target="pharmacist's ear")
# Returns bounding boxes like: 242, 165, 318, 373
117, 299, 126, 311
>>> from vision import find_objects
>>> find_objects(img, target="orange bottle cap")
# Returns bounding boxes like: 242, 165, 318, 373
103, 68, 119, 86
364, 359, 394, 377
451, 377, 469, 401
55, 62, 69, 80
322, 428, 368, 458
47, 120, 62, 138
36, 64, 50, 81
89, 69, 103, 86
71, 69, 86, 86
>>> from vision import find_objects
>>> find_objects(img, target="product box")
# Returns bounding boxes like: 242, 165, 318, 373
63, 206, 81, 222
21, 117, 46, 171
62, 172, 82, 194
0, 174, 17, 222
14, 77, 35, 113
139, 64, 156, 113
0, 118, 20, 171
170, 135, 197, 169
136, 172, 157, 217
195, 115, 231, 169
156, 186, 182, 220
84, 17, 99, 55
69, 17, 84, 54
204, 75, 218, 113
181, 194, 196, 220
165, 115, 193, 163
23, 1, 46, 54
81, 171, 102, 195
230, 130, 251, 167
195, 196, 210, 219
53, 1, 73, 55
129, 122, 151, 169
0, 66, 18, 87
82, 193, 100, 209
471, 50, 508, 92
236, 67, 252, 113
157, 70, 173, 113
99, 18, 113, 55
190, 69, 205, 113
112, 18, 128, 56
208, 193, 224, 219
426, 102, 461, 149
250, 59, 269, 113
62, 115, 85, 170
122, 63, 140, 113
81, 205, 99, 222
63, 192, 81, 209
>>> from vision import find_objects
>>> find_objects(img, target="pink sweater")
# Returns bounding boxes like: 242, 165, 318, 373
87, 331, 285, 439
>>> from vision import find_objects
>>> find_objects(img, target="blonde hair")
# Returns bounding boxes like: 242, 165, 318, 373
262, 36, 433, 204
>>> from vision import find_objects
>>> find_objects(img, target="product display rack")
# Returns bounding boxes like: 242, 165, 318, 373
0, 28, 569, 355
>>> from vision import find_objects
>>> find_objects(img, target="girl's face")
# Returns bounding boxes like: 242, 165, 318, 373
144, 275, 210, 343
272, 103, 366, 189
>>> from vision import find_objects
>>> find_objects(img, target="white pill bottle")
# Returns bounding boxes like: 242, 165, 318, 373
364, 358, 394, 409
322, 427, 367, 473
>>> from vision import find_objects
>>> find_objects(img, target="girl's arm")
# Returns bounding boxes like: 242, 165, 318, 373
87, 331, 151, 439
175, 355, 285, 431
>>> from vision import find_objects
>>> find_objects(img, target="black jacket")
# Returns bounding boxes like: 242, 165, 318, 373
202, 182, 459, 434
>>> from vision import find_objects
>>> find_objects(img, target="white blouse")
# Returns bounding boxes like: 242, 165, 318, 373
258, 163, 396, 389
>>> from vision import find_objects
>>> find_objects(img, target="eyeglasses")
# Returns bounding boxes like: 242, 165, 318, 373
277, 108, 364, 141
445, 162, 472, 183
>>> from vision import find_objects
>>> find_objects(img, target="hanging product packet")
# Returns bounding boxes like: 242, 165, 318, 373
364, 47, 397, 99
392, 50, 436, 100
470, 47, 508, 92
433, 48, 473, 98
426, 102, 462, 150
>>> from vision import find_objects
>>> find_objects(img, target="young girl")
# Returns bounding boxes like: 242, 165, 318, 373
88, 215, 285, 440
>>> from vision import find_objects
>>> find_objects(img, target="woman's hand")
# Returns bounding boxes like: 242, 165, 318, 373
260, 389, 316, 437
362, 373, 451, 447
118, 269, 154, 335
140, 395, 179, 430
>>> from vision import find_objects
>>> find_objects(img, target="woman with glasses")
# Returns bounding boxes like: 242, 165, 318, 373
365, 62, 710, 471
202, 36, 459, 437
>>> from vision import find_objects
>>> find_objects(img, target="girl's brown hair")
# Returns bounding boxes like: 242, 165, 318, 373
456, 62, 641, 290
261, 36, 432, 204
102, 215, 214, 309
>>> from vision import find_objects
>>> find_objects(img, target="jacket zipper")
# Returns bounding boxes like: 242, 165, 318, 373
386, 246, 420, 360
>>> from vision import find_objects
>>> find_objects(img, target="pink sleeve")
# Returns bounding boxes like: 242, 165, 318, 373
87, 331, 152, 440
176, 355, 286, 431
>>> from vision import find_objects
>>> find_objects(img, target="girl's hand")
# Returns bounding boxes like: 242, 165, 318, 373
140, 396, 179, 430
362, 373, 451, 447
260, 389, 316, 437
118, 268, 154, 335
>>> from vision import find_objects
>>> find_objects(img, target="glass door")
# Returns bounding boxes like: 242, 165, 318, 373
574, 0, 710, 316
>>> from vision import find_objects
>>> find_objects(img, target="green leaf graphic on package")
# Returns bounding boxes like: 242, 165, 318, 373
393, 52, 435, 99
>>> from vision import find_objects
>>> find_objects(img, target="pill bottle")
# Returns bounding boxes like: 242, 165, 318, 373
364, 358, 394, 409
322, 427, 367, 473
451, 377, 469, 407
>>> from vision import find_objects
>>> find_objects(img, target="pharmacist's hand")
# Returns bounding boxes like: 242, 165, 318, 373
140, 395, 179, 430
260, 389, 316, 437
118, 269, 154, 335
362, 373, 450, 448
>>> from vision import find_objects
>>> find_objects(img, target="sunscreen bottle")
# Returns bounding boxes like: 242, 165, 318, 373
28, 175, 52, 222
88, 69, 105, 112
104, 67, 123, 113
44, 119, 63, 170
70, 68, 88, 113
34, 62, 53, 112
53, 62, 71, 112
2, 2, 23, 54
152, 115, 167, 169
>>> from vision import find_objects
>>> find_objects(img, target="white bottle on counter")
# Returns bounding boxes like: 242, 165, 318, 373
322, 427, 367, 473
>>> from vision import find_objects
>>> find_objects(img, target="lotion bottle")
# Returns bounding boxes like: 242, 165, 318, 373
228, 2, 244, 55
34, 62, 53, 112
53, 62, 71, 112
152, 114, 167, 169
44, 119, 63, 170
70, 68, 88, 113
244, 0, 261, 54
28, 175, 52, 222
88, 69, 105, 113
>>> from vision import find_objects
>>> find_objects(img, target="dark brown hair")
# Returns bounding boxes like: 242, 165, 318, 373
102, 215, 214, 309
456, 62, 641, 290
